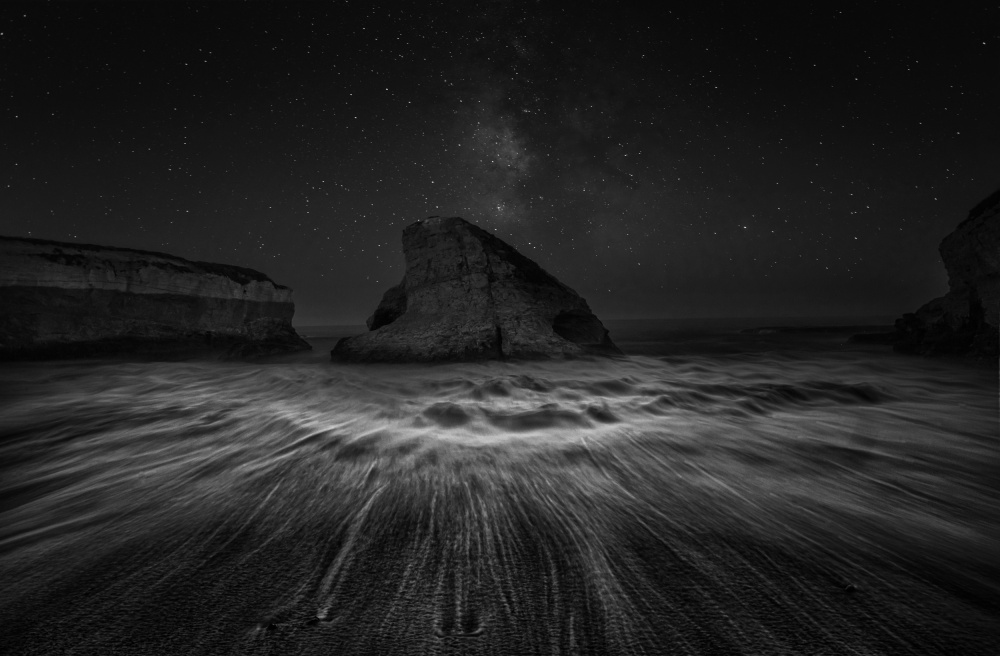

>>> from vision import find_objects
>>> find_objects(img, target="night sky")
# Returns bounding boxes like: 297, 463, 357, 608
3, 2, 998, 325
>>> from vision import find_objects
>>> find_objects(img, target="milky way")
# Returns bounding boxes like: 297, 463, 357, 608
2, 2, 998, 322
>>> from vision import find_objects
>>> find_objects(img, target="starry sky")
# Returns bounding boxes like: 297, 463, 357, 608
4, 2, 998, 325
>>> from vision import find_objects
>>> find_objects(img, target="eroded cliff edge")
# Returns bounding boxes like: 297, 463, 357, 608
332, 216, 620, 362
893, 188, 999, 357
0, 236, 310, 359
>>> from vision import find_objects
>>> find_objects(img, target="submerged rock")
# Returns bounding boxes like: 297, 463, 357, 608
892, 187, 999, 357
0, 236, 311, 359
332, 216, 620, 362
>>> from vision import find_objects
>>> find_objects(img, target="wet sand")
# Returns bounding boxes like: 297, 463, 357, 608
1, 340, 997, 654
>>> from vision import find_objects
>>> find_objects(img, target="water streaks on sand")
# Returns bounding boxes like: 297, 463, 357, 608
0, 350, 997, 654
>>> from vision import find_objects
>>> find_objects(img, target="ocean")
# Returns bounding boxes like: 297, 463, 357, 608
1, 319, 997, 654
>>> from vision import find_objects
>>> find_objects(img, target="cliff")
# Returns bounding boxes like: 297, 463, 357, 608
0, 236, 310, 359
332, 216, 620, 362
893, 188, 1000, 357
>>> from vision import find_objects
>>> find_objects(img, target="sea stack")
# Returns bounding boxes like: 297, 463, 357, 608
332, 216, 620, 362
0, 236, 311, 359
893, 187, 999, 356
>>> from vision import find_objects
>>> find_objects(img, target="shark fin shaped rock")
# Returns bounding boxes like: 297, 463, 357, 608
892, 186, 1000, 357
332, 216, 621, 362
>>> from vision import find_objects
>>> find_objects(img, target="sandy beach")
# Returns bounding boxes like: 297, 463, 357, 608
1, 329, 998, 654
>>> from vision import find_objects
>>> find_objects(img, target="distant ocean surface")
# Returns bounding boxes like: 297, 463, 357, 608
294, 316, 904, 355
1, 318, 998, 654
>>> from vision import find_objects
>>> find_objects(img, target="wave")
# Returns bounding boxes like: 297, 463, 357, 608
0, 347, 997, 654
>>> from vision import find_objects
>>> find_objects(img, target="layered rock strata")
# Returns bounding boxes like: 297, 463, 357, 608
0, 236, 310, 359
332, 216, 620, 362
893, 188, 999, 356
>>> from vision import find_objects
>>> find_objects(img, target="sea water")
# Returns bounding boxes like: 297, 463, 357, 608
0, 320, 997, 654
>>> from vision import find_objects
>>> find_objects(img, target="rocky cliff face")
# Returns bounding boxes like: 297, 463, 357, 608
0, 236, 310, 359
894, 188, 999, 357
332, 216, 620, 362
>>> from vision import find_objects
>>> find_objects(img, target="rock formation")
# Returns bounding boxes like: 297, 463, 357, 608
0, 236, 310, 359
893, 187, 999, 357
332, 216, 620, 362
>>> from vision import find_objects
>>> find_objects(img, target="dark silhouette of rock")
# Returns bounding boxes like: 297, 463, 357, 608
892, 187, 999, 357
0, 236, 311, 359
366, 280, 406, 331
332, 216, 620, 362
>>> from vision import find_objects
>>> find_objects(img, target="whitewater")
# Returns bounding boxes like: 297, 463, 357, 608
0, 320, 997, 654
